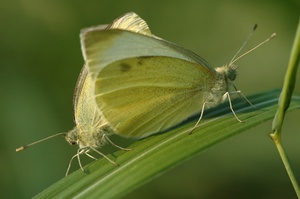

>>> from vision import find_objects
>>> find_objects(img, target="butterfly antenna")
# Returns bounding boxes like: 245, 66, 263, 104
16, 132, 66, 152
230, 25, 276, 65
229, 24, 258, 65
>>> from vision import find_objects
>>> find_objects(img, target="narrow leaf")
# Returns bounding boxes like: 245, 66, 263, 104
34, 90, 300, 199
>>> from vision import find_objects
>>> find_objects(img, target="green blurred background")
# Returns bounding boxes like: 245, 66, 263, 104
1, 0, 299, 198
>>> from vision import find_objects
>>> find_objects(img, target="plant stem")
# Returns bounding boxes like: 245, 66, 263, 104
270, 133, 300, 198
271, 17, 300, 198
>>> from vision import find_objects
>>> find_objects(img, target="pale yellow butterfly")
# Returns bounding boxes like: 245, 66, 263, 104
80, 12, 275, 138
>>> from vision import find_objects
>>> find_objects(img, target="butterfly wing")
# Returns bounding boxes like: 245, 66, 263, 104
73, 65, 108, 132
80, 12, 218, 137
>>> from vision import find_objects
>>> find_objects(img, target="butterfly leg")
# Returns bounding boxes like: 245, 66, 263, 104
84, 151, 97, 160
189, 102, 206, 134
66, 148, 86, 176
90, 147, 118, 166
103, 134, 133, 151
232, 85, 257, 109
224, 92, 244, 123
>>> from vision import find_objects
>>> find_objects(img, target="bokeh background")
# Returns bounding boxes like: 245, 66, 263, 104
1, 0, 300, 198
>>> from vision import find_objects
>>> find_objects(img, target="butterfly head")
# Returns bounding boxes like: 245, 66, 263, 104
215, 64, 238, 84
65, 128, 79, 146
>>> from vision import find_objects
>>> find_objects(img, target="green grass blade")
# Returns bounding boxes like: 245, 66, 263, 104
34, 90, 300, 199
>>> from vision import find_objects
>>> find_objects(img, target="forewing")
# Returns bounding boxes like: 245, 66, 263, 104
80, 29, 214, 81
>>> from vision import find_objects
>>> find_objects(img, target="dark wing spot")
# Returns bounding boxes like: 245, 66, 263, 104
137, 59, 143, 65
120, 63, 131, 72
